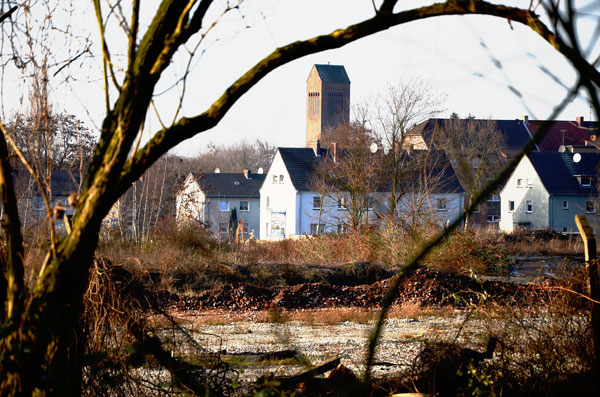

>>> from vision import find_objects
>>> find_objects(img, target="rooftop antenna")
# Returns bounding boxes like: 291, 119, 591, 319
561, 129, 567, 146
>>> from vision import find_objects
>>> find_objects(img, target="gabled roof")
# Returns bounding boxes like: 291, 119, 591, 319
278, 147, 463, 194
527, 152, 599, 196
190, 172, 265, 198
407, 118, 534, 154
14, 169, 80, 196
278, 147, 328, 191
526, 120, 598, 152
312, 64, 351, 84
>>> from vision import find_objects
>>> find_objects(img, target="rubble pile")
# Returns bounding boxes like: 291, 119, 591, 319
168, 267, 530, 312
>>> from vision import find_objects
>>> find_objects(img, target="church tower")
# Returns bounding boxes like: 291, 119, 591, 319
305, 64, 351, 148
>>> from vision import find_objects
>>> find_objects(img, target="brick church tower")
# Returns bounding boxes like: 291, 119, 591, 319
305, 64, 351, 148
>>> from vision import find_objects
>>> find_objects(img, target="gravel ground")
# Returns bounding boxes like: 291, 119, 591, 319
176, 312, 487, 384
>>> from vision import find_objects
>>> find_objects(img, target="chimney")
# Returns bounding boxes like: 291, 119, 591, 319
312, 139, 321, 156
521, 115, 529, 123
577, 116, 584, 125
331, 142, 337, 162
243, 169, 251, 179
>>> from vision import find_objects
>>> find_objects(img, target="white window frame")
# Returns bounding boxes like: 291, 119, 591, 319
437, 198, 447, 212
279, 174, 284, 183
508, 200, 515, 212
562, 200, 569, 210
310, 223, 324, 235
239, 200, 249, 212
337, 223, 347, 234
272, 174, 277, 184
219, 200, 229, 212
488, 194, 500, 202
313, 196, 321, 210
517, 179, 524, 188
526, 200, 533, 213
587, 200, 596, 213
486, 215, 499, 223
337, 197, 346, 210
582, 176, 592, 187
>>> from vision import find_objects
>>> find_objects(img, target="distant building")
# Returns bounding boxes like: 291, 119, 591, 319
499, 152, 600, 234
176, 170, 265, 239
305, 64, 351, 148
522, 116, 599, 152
259, 147, 464, 240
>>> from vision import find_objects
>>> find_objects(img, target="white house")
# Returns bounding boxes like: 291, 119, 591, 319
176, 170, 265, 239
259, 147, 464, 240
499, 152, 600, 234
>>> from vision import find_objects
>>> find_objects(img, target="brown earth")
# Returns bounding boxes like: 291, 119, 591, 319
158, 267, 556, 313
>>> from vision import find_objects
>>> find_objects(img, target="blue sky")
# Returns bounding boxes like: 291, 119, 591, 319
2, 0, 597, 156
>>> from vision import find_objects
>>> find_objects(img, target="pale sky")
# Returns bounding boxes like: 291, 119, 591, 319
2, 0, 598, 156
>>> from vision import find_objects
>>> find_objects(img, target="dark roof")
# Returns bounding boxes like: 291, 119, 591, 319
526, 120, 597, 152
14, 169, 80, 196
312, 64, 351, 84
278, 147, 463, 194
279, 147, 327, 191
400, 150, 464, 194
527, 152, 599, 196
408, 118, 534, 154
191, 172, 265, 198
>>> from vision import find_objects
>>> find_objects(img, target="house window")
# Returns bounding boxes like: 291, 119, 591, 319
310, 223, 324, 235
487, 215, 499, 223
562, 227, 568, 233
239, 200, 249, 211
582, 176, 592, 187
313, 196, 321, 210
526, 200, 533, 213
272, 174, 277, 184
219, 223, 228, 236
437, 198, 447, 212
32, 198, 44, 211
337, 197, 346, 209
473, 203, 480, 213
266, 196, 270, 209
219, 201, 229, 211
337, 224, 347, 234
563, 200, 569, 210
517, 179, 524, 188
328, 92, 344, 115
488, 194, 500, 202
266, 222, 270, 236
587, 200, 596, 213
526, 178, 533, 187
508, 200, 515, 212
279, 174, 284, 183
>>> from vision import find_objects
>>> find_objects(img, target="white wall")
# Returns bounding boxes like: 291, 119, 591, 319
499, 156, 549, 232
260, 151, 298, 240
175, 174, 206, 224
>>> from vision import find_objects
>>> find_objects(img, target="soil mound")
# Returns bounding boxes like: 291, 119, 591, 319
169, 267, 529, 312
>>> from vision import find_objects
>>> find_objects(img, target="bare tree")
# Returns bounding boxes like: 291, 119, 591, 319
189, 139, 276, 173
0, 0, 595, 394
370, 80, 445, 219
319, 122, 384, 230
434, 118, 506, 229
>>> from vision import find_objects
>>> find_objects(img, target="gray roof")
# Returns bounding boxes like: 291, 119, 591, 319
313, 64, 350, 84
191, 172, 265, 198
14, 169, 80, 196
408, 118, 534, 154
279, 147, 328, 191
278, 147, 463, 194
528, 152, 599, 196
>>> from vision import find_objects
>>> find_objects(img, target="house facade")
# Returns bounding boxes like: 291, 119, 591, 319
259, 147, 464, 240
176, 171, 265, 239
499, 152, 600, 234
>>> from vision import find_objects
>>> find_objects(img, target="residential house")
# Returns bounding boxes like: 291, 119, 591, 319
405, 118, 538, 227
13, 169, 80, 232
499, 152, 600, 234
522, 116, 599, 152
176, 170, 265, 239
259, 146, 464, 240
